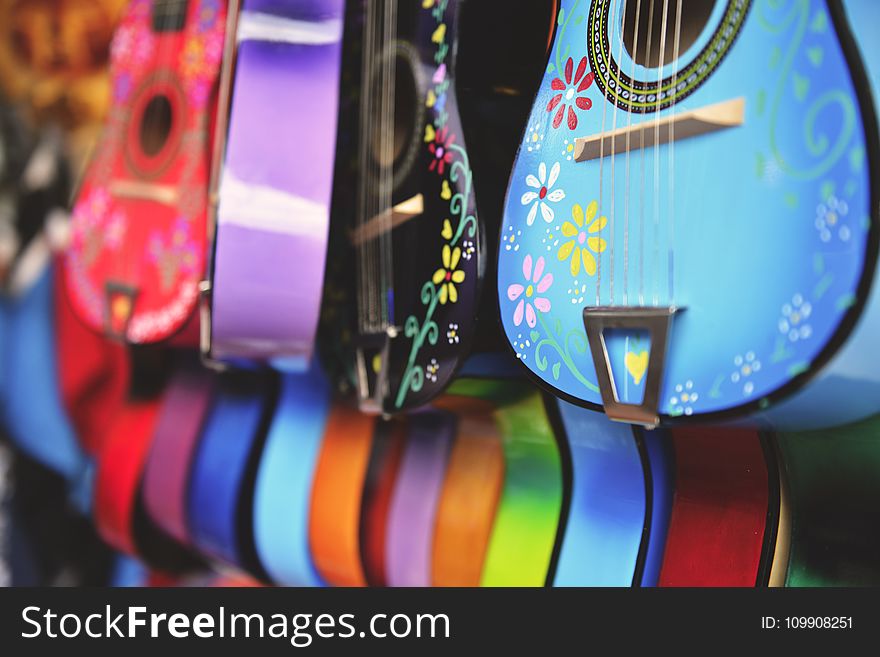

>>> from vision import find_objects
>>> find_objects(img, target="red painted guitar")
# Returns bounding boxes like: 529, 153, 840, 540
64, 0, 226, 343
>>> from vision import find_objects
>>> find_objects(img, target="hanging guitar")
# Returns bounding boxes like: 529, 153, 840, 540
498, 0, 880, 429
777, 414, 880, 586
64, 0, 227, 343
320, 0, 555, 413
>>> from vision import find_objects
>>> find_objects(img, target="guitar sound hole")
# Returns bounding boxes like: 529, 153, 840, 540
622, 0, 717, 69
139, 95, 173, 158
370, 51, 420, 176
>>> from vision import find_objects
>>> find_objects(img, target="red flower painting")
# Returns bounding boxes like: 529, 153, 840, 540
428, 126, 455, 175
546, 56, 595, 130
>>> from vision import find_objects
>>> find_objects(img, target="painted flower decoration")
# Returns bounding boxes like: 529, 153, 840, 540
432, 244, 465, 304
815, 195, 850, 243
447, 323, 460, 344
521, 162, 565, 225
558, 200, 607, 276
669, 381, 699, 416
731, 351, 761, 396
428, 126, 455, 175
148, 217, 199, 290
508, 254, 553, 328
547, 57, 595, 130
779, 293, 813, 342
426, 358, 439, 383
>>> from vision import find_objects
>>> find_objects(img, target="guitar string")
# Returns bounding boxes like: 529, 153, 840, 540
668, 0, 683, 306
382, 0, 398, 330
357, 0, 375, 332
596, 0, 614, 306
379, 0, 390, 330
638, 0, 656, 306
125, 0, 178, 306
609, 0, 629, 306
652, 0, 670, 307
623, 0, 644, 307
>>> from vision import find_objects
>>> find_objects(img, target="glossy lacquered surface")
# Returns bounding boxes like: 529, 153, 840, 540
657, 427, 774, 586
778, 414, 880, 586
552, 400, 646, 586
252, 368, 330, 586
211, 0, 344, 365
498, 0, 880, 429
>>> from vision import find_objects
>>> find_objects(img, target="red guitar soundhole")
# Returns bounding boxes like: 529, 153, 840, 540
64, 0, 225, 343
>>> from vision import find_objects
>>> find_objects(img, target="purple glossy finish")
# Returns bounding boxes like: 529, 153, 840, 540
143, 365, 215, 545
385, 411, 455, 587
212, 0, 344, 365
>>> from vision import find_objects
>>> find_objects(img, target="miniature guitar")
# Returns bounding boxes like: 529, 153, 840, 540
550, 399, 649, 586
203, 0, 345, 367
252, 367, 331, 587
442, 380, 564, 588
656, 427, 779, 586
321, 0, 555, 413
777, 414, 880, 586
498, 0, 880, 429
186, 370, 275, 572
64, 0, 227, 344
384, 410, 455, 587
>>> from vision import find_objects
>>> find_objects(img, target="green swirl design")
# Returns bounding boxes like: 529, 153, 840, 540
394, 4, 477, 409
396, 281, 441, 408
533, 312, 600, 393
761, 0, 856, 180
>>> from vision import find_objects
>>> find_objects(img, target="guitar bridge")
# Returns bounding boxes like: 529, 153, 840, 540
354, 329, 396, 415
582, 306, 682, 428
104, 283, 138, 342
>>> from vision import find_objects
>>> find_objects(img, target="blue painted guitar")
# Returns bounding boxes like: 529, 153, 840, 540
498, 0, 880, 429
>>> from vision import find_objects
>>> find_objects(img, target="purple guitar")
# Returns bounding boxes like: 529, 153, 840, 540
204, 0, 344, 368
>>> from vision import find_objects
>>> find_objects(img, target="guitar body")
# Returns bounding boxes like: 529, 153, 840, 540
65, 0, 226, 343
208, 0, 344, 366
777, 414, 880, 586
4, 263, 89, 485
551, 399, 647, 586
252, 368, 330, 587
498, 0, 880, 429
142, 360, 215, 546
385, 409, 455, 587
322, 0, 554, 413
186, 370, 275, 572
479, 388, 563, 587
639, 426, 675, 586
360, 417, 407, 586
657, 427, 778, 586
430, 397, 505, 587
308, 402, 377, 587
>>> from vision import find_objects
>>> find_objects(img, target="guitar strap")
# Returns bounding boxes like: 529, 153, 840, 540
480, 391, 563, 587
431, 410, 505, 587
657, 427, 777, 586
777, 416, 880, 586
55, 257, 129, 458
385, 410, 456, 587
638, 428, 676, 587
551, 400, 647, 586
308, 403, 376, 587
142, 360, 216, 546
187, 370, 276, 572
93, 397, 162, 556
360, 417, 407, 587
252, 368, 331, 587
